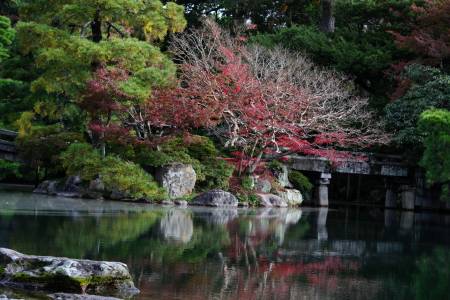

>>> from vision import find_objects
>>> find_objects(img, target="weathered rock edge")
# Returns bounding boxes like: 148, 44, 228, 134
0, 248, 139, 298
190, 189, 238, 207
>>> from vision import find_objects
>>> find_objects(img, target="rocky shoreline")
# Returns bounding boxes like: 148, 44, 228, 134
33, 162, 305, 208
34, 178, 303, 208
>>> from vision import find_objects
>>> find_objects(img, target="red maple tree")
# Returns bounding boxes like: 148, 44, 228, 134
146, 20, 388, 173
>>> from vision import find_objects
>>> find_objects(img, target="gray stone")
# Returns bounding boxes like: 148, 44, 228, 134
89, 178, 105, 193
251, 176, 272, 193
49, 294, 120, 300
60, 176, 84, 198
65, 176, 82, 187
155, 164, 196, 199
85, 178, 105, 199
256, 193, 288, 207
273, 164, 292, 188
238, 202, 249, 207
0, 248, 139, 297
33, 180, 59, 195
191, 189, 238, 207
34, 177, 85, 198
276, 189, 303, 206
161, 200, 174, 206
109, 190, 128, 201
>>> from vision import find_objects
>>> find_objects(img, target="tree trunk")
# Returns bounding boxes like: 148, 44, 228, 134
320, 0, 335, 33
91, 9, 102, 43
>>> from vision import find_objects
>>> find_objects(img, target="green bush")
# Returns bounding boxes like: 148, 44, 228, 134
0, 159, 22, 180
236, 192, 260, 206
241, 176, 254, 191
61, 143, 165, 199
418, 109, 450, 200
100, 156, 165, 199
60, 142, 102, 180
289, 170, 313, 194
267, 160, 284, 173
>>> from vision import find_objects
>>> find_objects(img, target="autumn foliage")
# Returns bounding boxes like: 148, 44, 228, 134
391, 0, 450, 65
147, 20, 388, 173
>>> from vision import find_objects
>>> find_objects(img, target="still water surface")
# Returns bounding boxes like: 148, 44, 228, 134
0, 192, 449, 300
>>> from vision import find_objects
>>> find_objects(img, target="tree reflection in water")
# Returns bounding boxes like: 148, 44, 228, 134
0, 192, 449, 300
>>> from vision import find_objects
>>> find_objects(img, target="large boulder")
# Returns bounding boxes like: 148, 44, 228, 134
0, 248, 139, 298
57, 176, 84, 198
85, 178, 105, 199
155, 163, 196, 199
276, 189, 303, 206
33, 180, 59, 195
256, 193, 288, 207
33, 177, 84, 198
191, 189, 238, 207
273, 164, 292, 188
250, 176, 272, 193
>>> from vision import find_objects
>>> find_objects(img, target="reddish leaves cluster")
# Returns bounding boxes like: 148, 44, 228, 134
391, 0, 450, 64
80, 67, 128, 116
146, 20, 387, 173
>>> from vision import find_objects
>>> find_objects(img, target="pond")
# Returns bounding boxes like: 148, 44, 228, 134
0, 191, 449, 299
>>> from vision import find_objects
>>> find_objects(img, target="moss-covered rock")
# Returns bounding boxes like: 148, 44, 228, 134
0, 248, 139, 298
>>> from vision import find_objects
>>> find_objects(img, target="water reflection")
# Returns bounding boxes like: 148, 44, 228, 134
0, 192, 449, 300
160, 209, 193, 243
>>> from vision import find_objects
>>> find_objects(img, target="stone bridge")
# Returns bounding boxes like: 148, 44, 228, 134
288, 154, 415, 209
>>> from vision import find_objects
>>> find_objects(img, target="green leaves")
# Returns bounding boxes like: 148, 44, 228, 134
385, 65, 450, 149
17, 22, 177, 100
418, 109, 450, 200
0, 16, 15, 62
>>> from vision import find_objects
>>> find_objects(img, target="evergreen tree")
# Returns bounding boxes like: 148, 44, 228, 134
0, 15, 14, 62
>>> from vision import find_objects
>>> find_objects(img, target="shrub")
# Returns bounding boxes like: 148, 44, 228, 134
200, 158, 234, 190
241, 176, 254, 191
236, 192, 260, 206
61, 143, 165, 199
418, 109, 450, 200
60, 143, 102, 181
100, 156, 166, 199
267, 160, 284, 173
0, 159, 22, 180
289, 170, 313, 194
